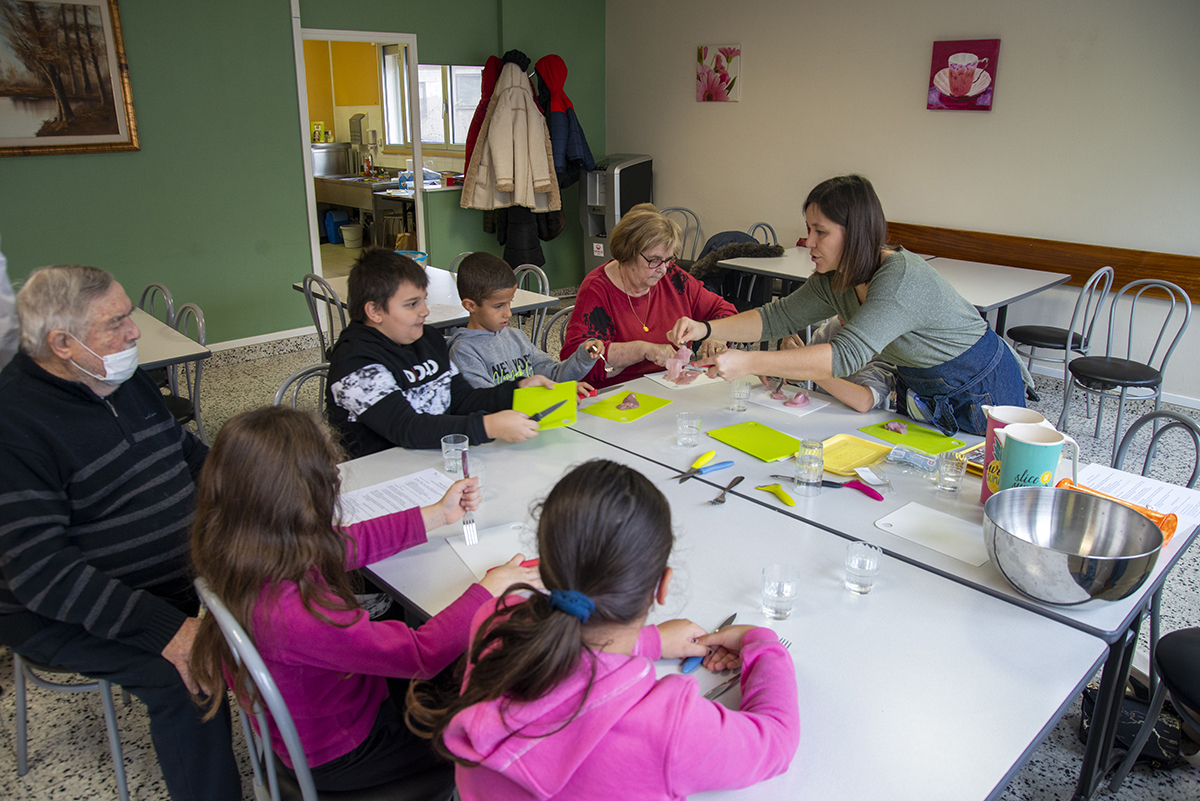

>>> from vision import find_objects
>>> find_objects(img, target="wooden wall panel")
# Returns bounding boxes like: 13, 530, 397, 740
887, 222, 1200, 301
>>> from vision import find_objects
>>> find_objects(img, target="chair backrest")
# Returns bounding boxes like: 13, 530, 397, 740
1101, 279, 1192, 370
1112, 410, 1200, 489
194, 577, 321, 801
302, 274, 348, 361
139, 283, 175, 326
449, 251, 472, 272
747, 222, 778, 246
540, 305, 574, 354
274, 363, 330, 414
659, 207, 703, 261
1062, 266, 1116, 356
513, 264, 551, 344
172, 302, 208, 444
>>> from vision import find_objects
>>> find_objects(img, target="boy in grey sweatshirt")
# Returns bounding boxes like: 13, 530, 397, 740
448, 253, 600, 388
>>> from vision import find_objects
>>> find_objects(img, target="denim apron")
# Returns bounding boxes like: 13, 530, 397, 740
895, 328, 1026, 436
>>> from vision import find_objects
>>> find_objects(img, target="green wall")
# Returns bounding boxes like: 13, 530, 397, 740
0, 0, 605, 346
0, 1, 312, 344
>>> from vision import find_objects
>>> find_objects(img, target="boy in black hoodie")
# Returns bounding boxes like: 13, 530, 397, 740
327, 250, 551, 458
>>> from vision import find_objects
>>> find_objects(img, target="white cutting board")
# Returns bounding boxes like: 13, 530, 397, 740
874, 502, 989, 566
448, 521, 538, 580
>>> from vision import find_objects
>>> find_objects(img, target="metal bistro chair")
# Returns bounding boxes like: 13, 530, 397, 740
1104, 410, 1200, 791
514, 264, 551, 346
163, 302, 209, 445
13, 653, 131, 801
449, 251, 472, 272
540, 305, 575, 355
1009, 265, 1115, 406
139, 282, 175, 389
193, 578, 455, 801
1059, 279, 1191, 464
274, 363, 330, 415
659, 207, 703, 269
302, 274, 347, 361
747, 222, 778, 246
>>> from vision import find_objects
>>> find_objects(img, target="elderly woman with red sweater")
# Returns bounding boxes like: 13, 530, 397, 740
562, 204, 737, 388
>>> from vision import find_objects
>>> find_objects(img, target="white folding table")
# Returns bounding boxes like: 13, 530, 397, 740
716, 248, 1070, 335
343, 430, 1106, 800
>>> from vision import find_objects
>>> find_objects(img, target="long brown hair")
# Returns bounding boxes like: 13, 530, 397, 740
189, 406, 361, 719
804, 174, 889, 292
406, 459, 673, 763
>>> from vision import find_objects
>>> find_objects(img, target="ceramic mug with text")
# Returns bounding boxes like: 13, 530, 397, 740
993, 423, 1079, 493
948, 52, 988, 96
981, 405, 1053, 502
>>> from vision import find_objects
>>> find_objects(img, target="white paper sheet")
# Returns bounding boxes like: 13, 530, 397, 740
746, 383, 831, 419
1076, 463, 1200, 535
875, 502, 990, 566
447, 521, 538, 580
338, 468, 453, 526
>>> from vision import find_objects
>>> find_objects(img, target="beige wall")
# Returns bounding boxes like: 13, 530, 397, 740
606, 0, 1200, 403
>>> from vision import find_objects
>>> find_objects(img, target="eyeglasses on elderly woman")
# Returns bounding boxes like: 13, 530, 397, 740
639, 253, 678, 270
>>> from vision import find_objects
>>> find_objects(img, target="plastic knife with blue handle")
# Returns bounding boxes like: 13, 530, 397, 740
682, 612, 737, 674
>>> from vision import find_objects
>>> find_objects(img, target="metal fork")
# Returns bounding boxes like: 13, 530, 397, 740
461, 450, 477, 546
704, 637, 792, 700
708, 476, 745, 504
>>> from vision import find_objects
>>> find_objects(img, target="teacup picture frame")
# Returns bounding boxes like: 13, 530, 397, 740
927, 38, 1000, 111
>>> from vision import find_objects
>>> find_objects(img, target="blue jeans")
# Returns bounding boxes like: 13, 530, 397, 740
16, 622, 241, 801
896, 328, 1026, 436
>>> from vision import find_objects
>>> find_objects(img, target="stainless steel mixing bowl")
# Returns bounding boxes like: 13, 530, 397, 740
983, 487, 1163, 605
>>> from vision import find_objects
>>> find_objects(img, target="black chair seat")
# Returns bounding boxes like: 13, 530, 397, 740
1008, 325, 1085, 351
277, 763, 455, 801
1157, 627, 1200, 719
1068, 356, 1162, 390
163, 393, 195, 423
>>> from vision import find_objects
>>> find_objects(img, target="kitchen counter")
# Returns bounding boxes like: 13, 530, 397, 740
314, 176, 461, 247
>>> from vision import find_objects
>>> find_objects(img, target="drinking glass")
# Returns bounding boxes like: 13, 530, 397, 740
676, 412, 701, 448
762, 563, 801, 620
937, 451, 968, 492
729, 380, 751, 412
441, 434, 468, 475
794, 439, 824, 497
845, 541, 882, 594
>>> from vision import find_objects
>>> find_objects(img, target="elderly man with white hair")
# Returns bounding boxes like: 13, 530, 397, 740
0, 265, 239, 801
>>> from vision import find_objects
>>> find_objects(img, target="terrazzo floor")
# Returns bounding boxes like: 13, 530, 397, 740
2, 327, 1199, 799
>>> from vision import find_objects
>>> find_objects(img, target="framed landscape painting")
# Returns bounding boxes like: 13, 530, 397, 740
0, 0, 138, 157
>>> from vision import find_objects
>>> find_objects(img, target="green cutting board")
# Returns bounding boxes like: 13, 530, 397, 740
580, 390, 671, 423
706, 421, 800, 462
513, 382, 577, 429
857, 419, 964, 455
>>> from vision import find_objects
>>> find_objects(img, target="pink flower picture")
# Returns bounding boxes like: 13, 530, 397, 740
697, 43, 740, 102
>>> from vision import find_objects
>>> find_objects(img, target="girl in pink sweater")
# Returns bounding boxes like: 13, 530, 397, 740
408, 459, 799, 800
189, 406, 537, 792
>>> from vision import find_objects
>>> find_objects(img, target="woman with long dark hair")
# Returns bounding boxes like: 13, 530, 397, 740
406, 460, 799, 799
670, 175, 1028, 435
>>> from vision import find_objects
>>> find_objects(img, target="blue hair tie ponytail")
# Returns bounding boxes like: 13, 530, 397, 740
547, 589, 594, 623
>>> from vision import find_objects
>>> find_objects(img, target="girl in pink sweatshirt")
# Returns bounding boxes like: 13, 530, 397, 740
189, 406, 538, 792
407, 459, 800, 800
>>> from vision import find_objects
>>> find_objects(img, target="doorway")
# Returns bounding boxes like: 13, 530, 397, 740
290, 15, 425, 280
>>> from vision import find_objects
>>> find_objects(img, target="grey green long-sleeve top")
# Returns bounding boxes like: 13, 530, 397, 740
757, 248, 987, 378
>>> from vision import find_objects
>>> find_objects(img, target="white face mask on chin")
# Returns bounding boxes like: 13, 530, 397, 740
68, 334, 139, 386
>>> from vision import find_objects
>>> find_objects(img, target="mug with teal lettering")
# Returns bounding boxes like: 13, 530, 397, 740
993, 423, 1079, 491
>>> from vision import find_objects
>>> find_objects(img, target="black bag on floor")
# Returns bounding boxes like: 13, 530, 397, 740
1079, 684, 1185, 768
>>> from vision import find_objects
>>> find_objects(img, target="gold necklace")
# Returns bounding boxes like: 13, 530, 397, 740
620, 264, 652, 332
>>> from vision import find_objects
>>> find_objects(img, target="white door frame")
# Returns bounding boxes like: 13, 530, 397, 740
289, 1, 425, 276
